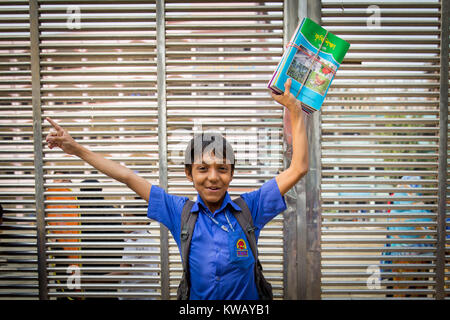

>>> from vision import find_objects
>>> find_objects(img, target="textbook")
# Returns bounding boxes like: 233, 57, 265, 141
268, 17, 350, 114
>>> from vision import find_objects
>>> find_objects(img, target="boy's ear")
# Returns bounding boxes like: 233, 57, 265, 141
185, 167, 193, 182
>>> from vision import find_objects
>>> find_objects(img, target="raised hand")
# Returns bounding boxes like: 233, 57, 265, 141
271, 78, 309, 196
270, 78, 304, 116
45, 117, 81, 155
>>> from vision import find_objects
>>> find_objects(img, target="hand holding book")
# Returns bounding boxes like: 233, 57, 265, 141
272, 77, 309, 195
270, 78, 304, 119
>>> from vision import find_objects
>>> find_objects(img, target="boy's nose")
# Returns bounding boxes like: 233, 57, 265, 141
208, 168, 219, 181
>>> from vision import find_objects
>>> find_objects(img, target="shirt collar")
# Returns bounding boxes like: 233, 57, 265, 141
191, 191, 242, 215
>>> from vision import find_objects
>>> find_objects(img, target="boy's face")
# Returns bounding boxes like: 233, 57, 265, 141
185, 152, 234, 213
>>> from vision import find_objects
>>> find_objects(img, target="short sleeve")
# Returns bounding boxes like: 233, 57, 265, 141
239, 178, 287, 231
147, 185, 188, 243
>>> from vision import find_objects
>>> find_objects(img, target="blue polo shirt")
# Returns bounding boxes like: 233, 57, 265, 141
147, 178, 287, 300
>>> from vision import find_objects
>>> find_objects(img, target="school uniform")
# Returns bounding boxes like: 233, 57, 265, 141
147, 178, 286, 300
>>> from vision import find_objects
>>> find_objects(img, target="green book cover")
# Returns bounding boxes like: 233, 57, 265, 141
268, 18, 350, 113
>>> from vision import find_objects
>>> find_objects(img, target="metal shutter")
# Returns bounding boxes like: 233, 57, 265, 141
164, 0, 285, 299
0, 0, 39, 299
38, 0, 160, 299
320, 0, 446, 299
444, 0, 450, 299
2, 0, 286, 300
5, 0, 446, 301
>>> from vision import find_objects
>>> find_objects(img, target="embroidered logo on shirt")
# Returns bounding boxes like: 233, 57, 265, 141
236, 238, 248, 257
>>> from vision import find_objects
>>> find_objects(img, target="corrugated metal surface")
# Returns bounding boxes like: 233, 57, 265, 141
0, 0, 39, 299
320, 0, 445, 299
163, 0, 285, 299
1, 0, 448, 300
39, 0, 160, 299
2, 0, 285, 300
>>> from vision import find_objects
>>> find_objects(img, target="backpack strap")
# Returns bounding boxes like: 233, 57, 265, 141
231, 197, 258, 260
232, 197, 273, 300
177, 199, 197, 300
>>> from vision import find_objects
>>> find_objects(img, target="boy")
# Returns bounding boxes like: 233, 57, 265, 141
46, 78, 309, 300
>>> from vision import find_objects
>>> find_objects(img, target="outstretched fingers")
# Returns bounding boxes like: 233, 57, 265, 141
46, 117, 63, 133
45, 118, 63, 149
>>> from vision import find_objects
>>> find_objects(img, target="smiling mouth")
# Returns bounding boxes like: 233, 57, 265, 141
206, 187, 221, 192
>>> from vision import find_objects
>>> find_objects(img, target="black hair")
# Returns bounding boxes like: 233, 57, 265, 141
184, 132, 235, 174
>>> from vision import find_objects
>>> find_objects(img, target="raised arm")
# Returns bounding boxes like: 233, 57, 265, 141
45, 117, 152, 202
270, 78, 309, 196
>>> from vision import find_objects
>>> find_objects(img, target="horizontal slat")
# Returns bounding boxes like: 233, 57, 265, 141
322, 221, 437, 227
322, 136, 438, 142
322, 280, 435, 286
165, 23, 283, 30
322, 271, 435, 277
323, 18, 439, 27
321, 238, 436, 244
322, 213, 436, 219
322, 247, 435, 252
165, 41, 281, 47
322, 170, 437, 176
321, 289, 434, 294
45, 257, 159, 264
322, 9, 438, 17
321, 178, 437, 184
46, 250, 159, 256
39, 33, 156, 40
322, 204, 437, 211
165, 14, 283, 21
321, 263, 436, 269
40, 15, 156, 22
166, 5, 283, 12
322, 2, 440, 9
40, 43, 156, 49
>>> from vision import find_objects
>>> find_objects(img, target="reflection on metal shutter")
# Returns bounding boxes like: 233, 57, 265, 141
164, 0, 285, 299
320, 0, 444, 299
39, 0, 160, 299
0, 0, 39, 299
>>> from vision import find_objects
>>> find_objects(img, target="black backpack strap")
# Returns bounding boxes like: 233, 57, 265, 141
177, 199, 197, 300
232, 197, 258, 260
232, 197, 273, 300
